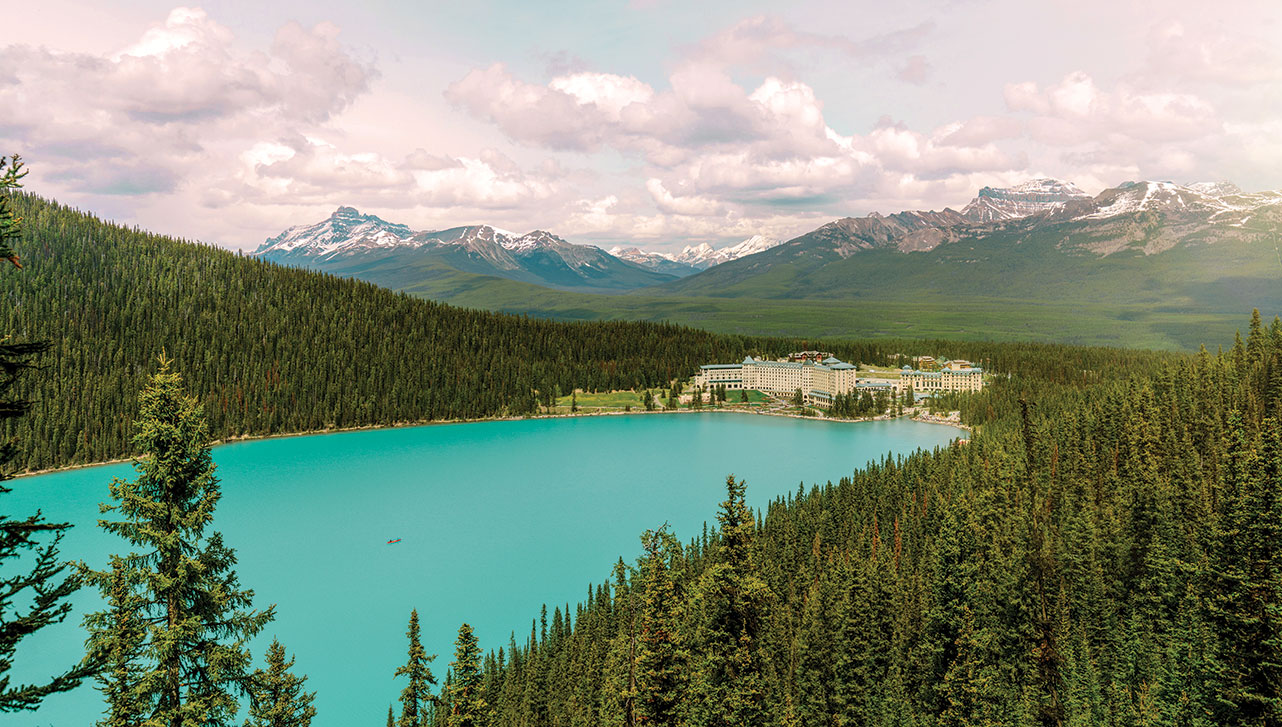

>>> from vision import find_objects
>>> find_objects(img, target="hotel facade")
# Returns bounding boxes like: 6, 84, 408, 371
691, 355, 984, 407
900, 359, 985, 393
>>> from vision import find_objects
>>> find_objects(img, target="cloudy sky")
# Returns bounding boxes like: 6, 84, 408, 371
6, 0, 1281, 252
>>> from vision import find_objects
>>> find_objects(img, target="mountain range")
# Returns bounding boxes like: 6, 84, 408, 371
658, 178, 1282, 304
254, 178, 1282, 348
255, 207, 781, 292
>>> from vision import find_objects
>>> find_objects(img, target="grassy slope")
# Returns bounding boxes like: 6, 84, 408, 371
386, 268, 1241, 351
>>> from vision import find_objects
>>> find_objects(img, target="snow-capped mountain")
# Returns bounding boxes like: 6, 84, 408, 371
1083, 180, 1222, 220
1078, 180, 1282, 228
257, 206, 416, 260
1188, 181, 1243, 197
662, 176, 1282, 297
608, 235, 784, 273
255, 208, 677, 292
961, 178, 1091, 222
608, 247, 701, 277
671, 235, 784, 269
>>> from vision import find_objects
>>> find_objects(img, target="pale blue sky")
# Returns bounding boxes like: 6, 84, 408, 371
8, 0, 1281, 250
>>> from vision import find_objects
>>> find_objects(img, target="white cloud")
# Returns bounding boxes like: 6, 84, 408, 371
645, 178, 723, 216
0, 7, 377, 201
444, 24, 1018, 230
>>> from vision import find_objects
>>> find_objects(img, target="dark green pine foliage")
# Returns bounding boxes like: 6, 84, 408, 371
394, 609, 437, 727
81, 359, 274, 726
444, 624, 486, 727
244, 638, 316, 727
0, 155, 24, 267
84, 555, 148, 727
0, 154, 94, 712
686, 476, 773, 727
794, 546, 842, 727
1205, 414, 1282, 724
636, 526, 683, 726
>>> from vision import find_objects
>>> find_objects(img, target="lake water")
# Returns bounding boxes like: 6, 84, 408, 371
12, 412, 961, 726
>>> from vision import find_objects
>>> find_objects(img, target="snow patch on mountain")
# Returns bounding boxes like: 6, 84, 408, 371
1078, 181, 1281, 222
961, 178, 1090, 222
256, 207, 416, 259
670, 235, 783, 268
1187, 181, 1242, 197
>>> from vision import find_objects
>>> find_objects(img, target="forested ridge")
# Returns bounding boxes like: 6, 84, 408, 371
411, 312, 1282, 727
1, 193, 1182, 473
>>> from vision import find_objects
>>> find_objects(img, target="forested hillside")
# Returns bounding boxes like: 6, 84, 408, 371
0, 195, 744, 471
2, 193, 1190, 473
423, 313, 1282, 726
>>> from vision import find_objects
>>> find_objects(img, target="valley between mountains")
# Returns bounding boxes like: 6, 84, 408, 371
255, 178, 1282, 350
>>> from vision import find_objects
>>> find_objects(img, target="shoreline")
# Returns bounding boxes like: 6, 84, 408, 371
17, 404, 972, 479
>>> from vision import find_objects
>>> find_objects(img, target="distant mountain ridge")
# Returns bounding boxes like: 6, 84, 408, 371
658, 178, 1282, 304
254, 178, 1282, 337
609, 235, 784, 273
255, 208, 677, 292
256, 208, 787, 291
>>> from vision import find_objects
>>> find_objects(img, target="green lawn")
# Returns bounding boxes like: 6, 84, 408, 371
859, 368, 904, 378
731, 389, 773, 405
555, 390, 645, 410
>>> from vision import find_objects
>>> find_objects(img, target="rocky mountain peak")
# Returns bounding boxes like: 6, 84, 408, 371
962, 178, 1090, 222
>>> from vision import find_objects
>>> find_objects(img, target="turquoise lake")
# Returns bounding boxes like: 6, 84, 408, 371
12, 412, 962, 726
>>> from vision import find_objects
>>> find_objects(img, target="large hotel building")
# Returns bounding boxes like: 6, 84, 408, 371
691, 355, 984, 407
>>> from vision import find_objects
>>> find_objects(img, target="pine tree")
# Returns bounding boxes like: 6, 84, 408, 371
1248, 309, 1266, 363
0, 154, 25, 268
395, 609, 437, 727
0, 153, 94, 712
686, 476, 773, 726
81, 357, 274, 726
446, 624, 487, 727
636, 526, 683, 725
244, 638, 316, 727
